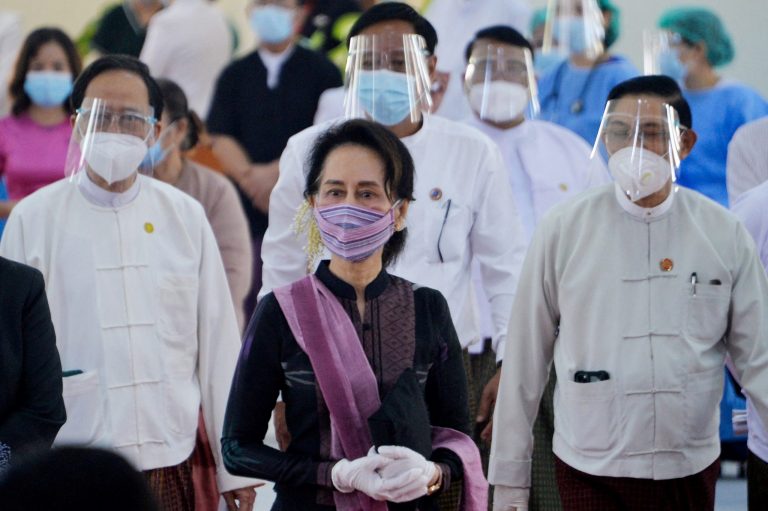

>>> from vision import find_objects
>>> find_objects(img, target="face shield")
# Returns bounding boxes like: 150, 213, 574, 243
464, 42, 539, 124
66, 98, 157, 186
643, 30, 688, 82
140, 119, 182, 173
344, 33, 433, 126
591, 98, 683, 202
540, 0, 606, 61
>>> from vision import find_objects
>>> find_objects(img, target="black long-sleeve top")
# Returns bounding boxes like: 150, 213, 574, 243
0, 257, 65, 466
222, 261, 470, 509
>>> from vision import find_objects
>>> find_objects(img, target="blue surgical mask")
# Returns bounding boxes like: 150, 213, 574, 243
141, 141, 169, 171
23, 71, 73, 108
356, 70, 413, 126
659, 49, 687, 83
555, 16, 589, 55
250, 5, 294, 44
533, 50, 566, 77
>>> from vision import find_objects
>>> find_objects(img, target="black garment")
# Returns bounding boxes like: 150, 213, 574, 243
207, 46, 342, 239
748, 450, 768, 510
223, 261, 470, 510
0, 256, 65, 463
91, 4, 146, 57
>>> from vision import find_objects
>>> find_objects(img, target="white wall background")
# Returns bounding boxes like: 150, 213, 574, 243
4, 0, 767, 96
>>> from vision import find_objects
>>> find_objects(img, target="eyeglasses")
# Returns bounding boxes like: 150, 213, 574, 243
76, 107, 157, 139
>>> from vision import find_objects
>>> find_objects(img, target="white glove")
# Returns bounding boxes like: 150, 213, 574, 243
332, 451, 424, 502
493, 485, 529, 511
376, 445, 438, 503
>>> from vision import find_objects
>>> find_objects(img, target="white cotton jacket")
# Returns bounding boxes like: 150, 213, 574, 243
260, 115, 527, 356
0, 175, 256, 492
489, 184, 768, 489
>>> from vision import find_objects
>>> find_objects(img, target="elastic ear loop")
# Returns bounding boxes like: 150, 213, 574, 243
293, 199, 324, 274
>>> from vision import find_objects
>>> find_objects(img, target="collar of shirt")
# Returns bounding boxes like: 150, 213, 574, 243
258, 45, 295, 89
314, 260, 390, 301
613, 182, 676, 222
77, 172, 142, 208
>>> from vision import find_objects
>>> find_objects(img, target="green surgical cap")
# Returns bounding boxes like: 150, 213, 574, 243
530, 7, 548, 33
658, 7, 734, 67
597, 0, 620, 49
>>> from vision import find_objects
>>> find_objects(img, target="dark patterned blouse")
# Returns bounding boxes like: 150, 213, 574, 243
222, 261, 470, 510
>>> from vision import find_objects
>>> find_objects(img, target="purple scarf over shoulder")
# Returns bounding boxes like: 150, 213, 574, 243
274, 275, 488, 511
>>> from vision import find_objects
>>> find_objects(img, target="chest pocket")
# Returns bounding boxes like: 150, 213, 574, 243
683, 282, 730, 342
422, 198, 472, 264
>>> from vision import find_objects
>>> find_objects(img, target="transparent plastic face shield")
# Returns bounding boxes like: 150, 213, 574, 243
540, 0, 606, 61
591, 98, 683, 202
344, 33, 433, 126
66, 98, 157, 186
140, 118, 182, 173
643, 30, 685, 76
464, 42, 540, 123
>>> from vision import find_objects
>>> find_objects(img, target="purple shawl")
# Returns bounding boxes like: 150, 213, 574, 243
274, 274, 488, 510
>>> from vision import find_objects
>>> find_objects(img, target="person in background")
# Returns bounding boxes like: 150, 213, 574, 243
207, 0, 342, 320
0, 447, 160, 511
462, 25, 608, 511
0, 256, 65, 471
537, 0, 638, 144
151, 78, 252, 330
732, 183, 768, 510
423, 0, 530, 121
489, 75, 768, 511
151, 79, 252, 511
0, 28, 82, 220
727, 117, 768, 204
657, 7, 768, 207
0, 55, 259, 511
86, 0, 165, 58
140, 0, 231, 117
223, 119, 484, 510
261, 6, 527, 488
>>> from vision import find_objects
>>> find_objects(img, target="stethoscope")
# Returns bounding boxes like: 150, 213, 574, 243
540, 56, 609, 116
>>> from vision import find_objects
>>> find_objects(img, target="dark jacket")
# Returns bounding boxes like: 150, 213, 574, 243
0, 256, 65, 461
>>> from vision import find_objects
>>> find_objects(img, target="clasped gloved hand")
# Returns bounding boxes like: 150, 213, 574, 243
331, 448, 424, 502
376, 445, 439, 503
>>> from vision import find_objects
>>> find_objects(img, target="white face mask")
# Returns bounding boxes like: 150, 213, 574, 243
608, 146, 672, 201
83, 132, 148, 185
468, 81, 529, 123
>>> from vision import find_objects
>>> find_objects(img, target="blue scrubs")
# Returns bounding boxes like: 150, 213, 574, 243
538, 55, 638, 144
679, 81, 768, 207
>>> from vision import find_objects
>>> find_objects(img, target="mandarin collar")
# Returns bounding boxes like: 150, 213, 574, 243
315, 260, 390, 301
77, 172, 142, 208
613, 182, 676, 222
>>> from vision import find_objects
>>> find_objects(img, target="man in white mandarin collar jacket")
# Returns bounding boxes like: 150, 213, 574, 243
0, 56, 258, 510
489, 76, 768, 511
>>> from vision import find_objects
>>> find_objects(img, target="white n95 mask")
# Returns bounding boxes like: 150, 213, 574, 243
83, 132, 148, 185
608, 146, 672, 201
468, 81, 528, 123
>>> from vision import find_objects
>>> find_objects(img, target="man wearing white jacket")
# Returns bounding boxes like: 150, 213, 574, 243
0, 55, 259, 511
489, 75, 768, 511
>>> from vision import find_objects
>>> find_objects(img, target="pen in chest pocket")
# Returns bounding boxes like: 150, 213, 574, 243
437, 198, 452, 263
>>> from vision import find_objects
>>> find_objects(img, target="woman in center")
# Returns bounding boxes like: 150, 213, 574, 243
222, 119, 485, 510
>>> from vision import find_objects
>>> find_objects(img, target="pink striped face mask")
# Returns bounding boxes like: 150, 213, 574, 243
313, 201, 401, 262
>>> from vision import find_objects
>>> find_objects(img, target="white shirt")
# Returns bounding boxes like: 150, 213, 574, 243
0, 175, 255, 492
140, 0, 231, 116
466, 117, 609, 342
424, 0, 531, 121
313, 86, 345, 125
0, 11, 22, 117
260, 115, 527, 358
489, 184, 768, 492
726, 116, 768, 205
732, 180, 768, 463
258, 46, 294, 90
